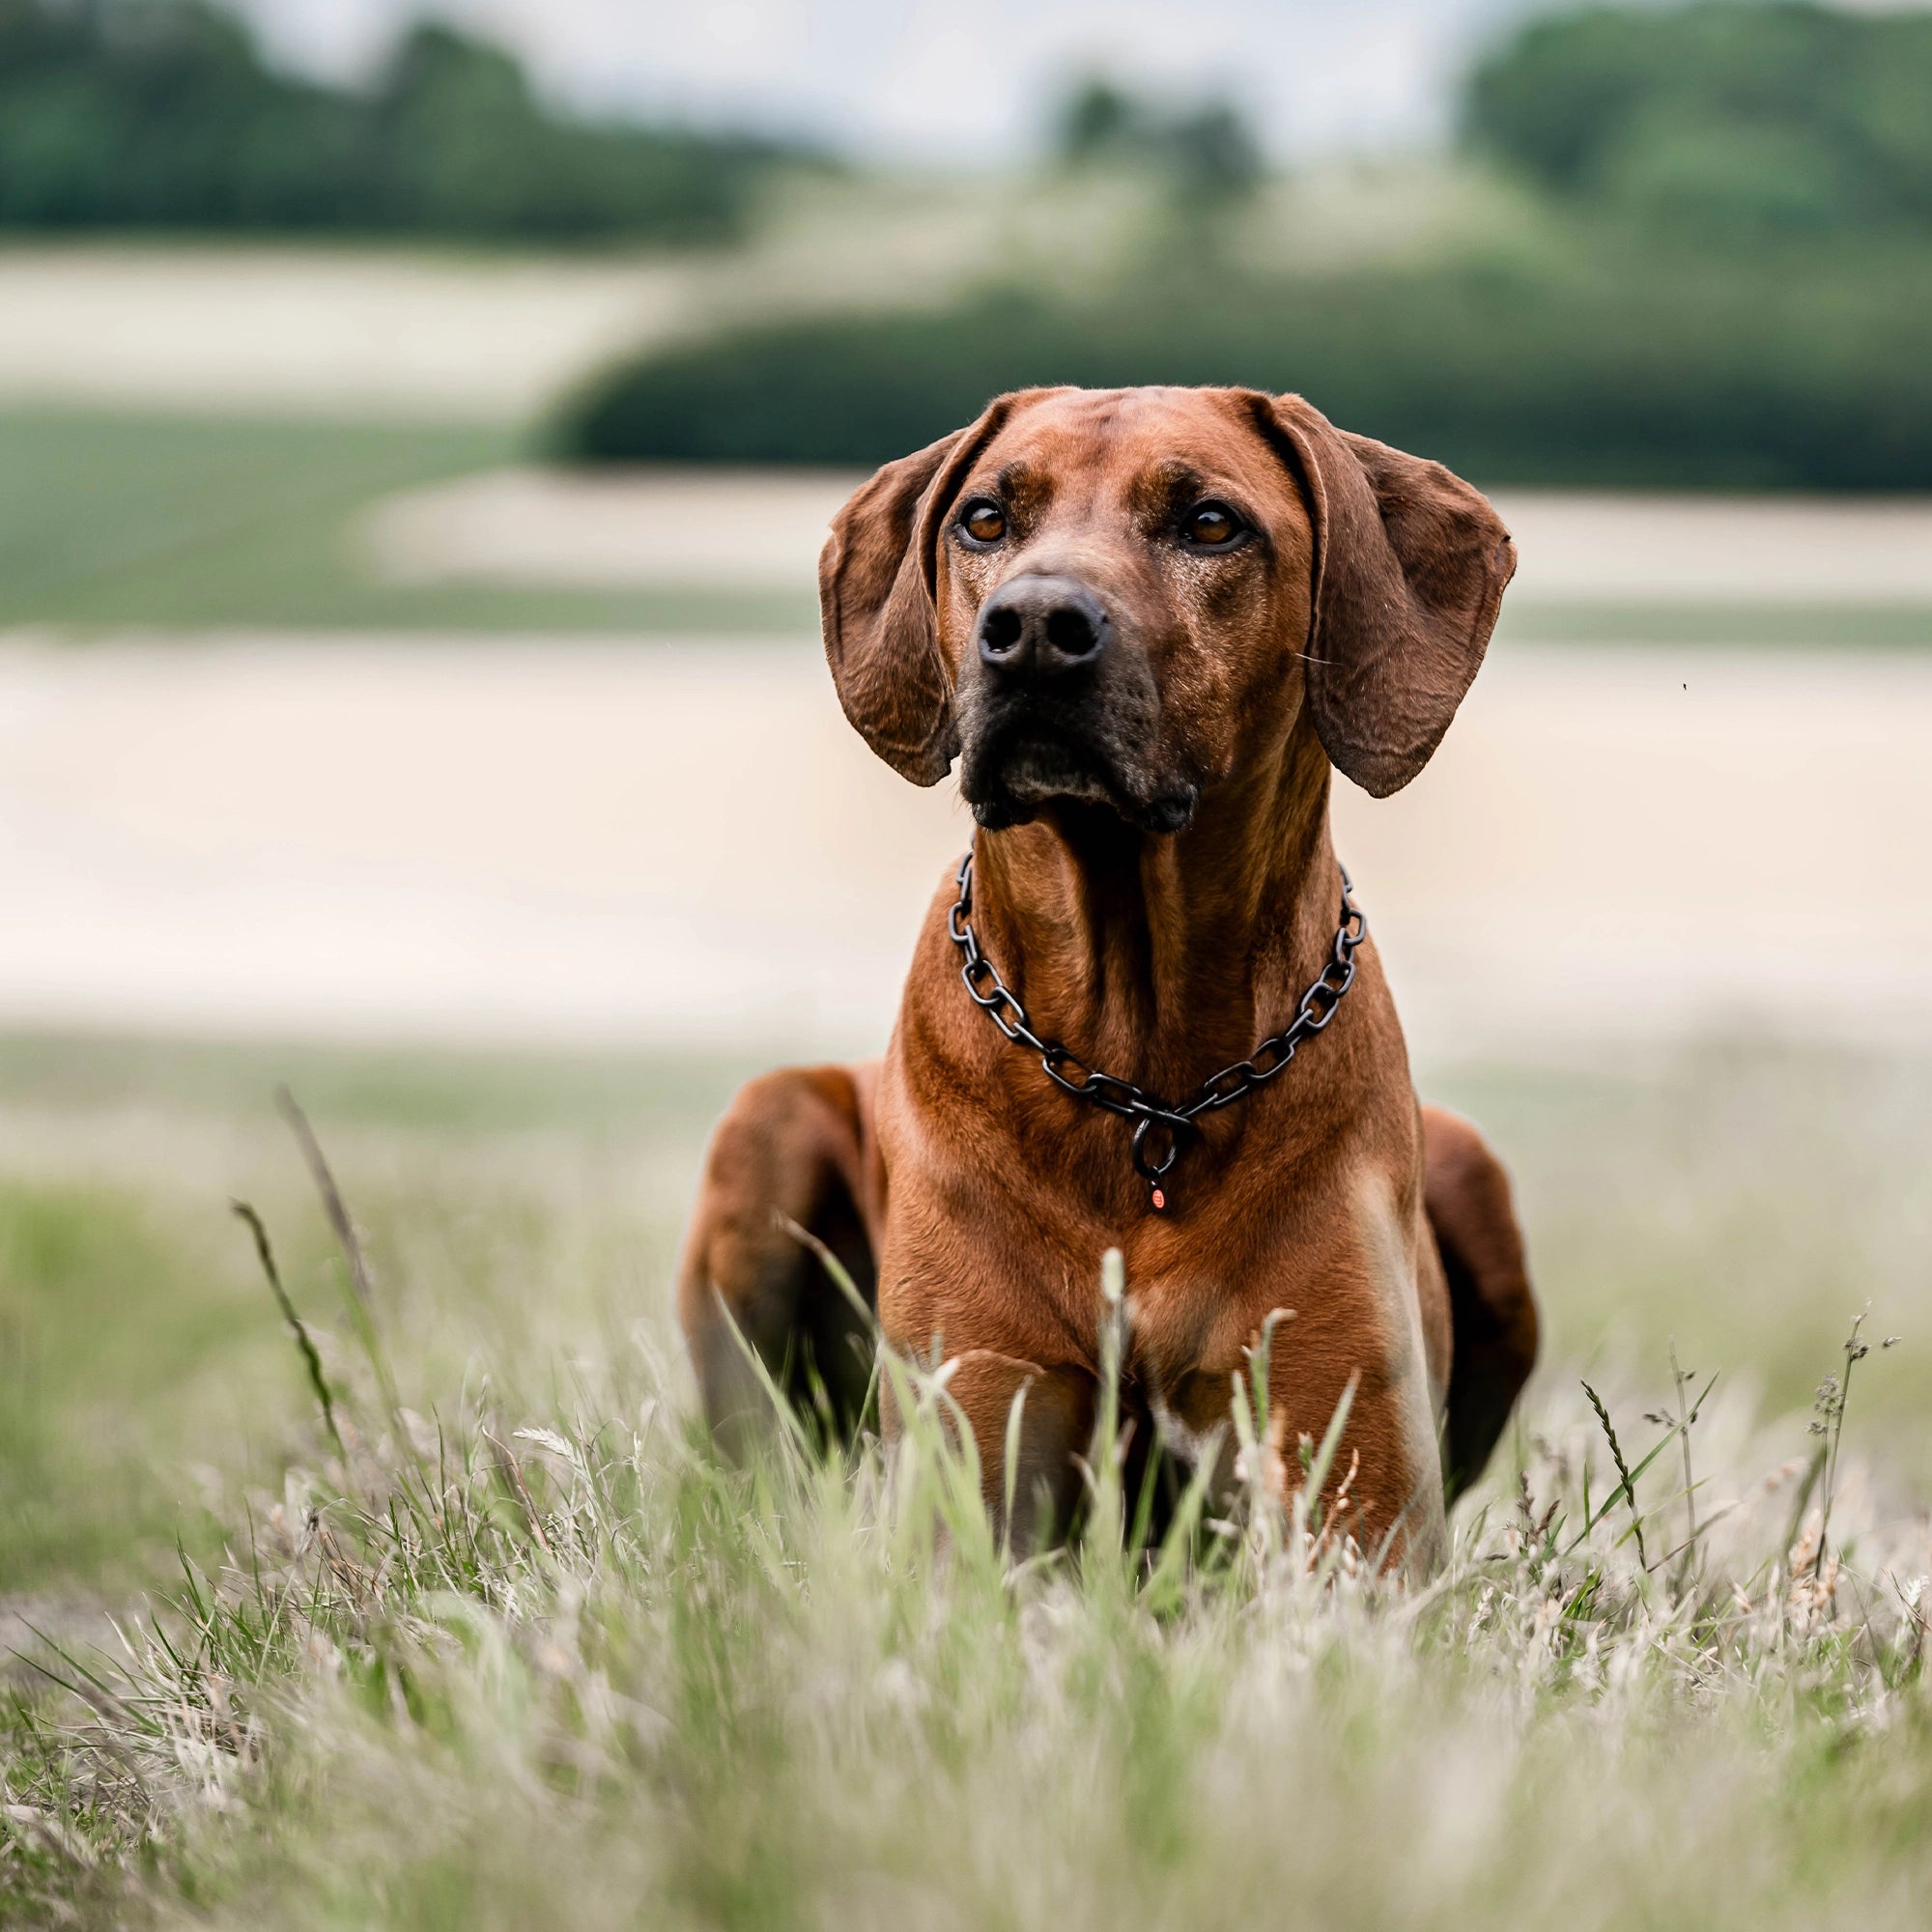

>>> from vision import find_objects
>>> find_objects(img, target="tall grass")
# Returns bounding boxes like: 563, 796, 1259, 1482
3, 1127, 1926, 1930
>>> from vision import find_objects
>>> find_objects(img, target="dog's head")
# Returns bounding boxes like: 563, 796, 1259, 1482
820, 385, 1515, 830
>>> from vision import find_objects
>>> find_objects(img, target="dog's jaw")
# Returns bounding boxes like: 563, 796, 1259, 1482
955, 668, 1198, 836
960, 725, 1199, 834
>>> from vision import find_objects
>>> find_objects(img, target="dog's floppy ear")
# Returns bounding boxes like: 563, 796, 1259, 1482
1260, 393, 1516, 798
820, 394, 1048, 784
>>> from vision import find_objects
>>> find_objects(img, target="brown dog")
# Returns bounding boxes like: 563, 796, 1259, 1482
676, 385, 1538, 1572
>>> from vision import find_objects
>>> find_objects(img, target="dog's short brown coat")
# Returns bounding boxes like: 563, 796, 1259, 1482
678, 386, 1538, 1571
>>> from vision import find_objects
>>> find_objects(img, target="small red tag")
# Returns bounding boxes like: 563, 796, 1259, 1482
1150, 1187, 1166, 1211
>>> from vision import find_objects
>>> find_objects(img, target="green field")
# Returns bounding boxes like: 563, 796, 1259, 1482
5, 408, 1929, 649
3, 1030, 1928, 1927
0, 411, 816, 637
1495, 597, 1932, 648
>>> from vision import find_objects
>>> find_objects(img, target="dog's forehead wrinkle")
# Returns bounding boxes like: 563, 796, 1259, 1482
991, 460, 1054, 515
1135, 458, 1204, 503
990, 390, 1246, 493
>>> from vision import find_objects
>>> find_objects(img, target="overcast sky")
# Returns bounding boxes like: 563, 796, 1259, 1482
227, 0, 1556, 161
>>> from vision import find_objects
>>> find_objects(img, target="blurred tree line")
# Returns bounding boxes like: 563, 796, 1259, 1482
0, 0, 802, 241
1466, 1, 1932, 241
1054, 76, 1264, 204
564, 1, 1932, 490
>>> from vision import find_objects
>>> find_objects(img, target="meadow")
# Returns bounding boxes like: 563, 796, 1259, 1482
7, 125, 1932, 1932
3, 1030, 1928, 1928
0, 411, 813, 638
10, 0, 1932, 1909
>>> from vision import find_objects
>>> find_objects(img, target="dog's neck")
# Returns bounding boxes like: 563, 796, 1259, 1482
968, 714, 1345, 1099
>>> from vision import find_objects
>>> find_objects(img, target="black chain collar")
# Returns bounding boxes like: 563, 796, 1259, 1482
947, 846, 1367, 1212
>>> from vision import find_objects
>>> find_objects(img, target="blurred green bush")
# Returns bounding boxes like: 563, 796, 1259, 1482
559, 1, 1932, 487
0, 0, 806, 242
555, 243, 1932, 488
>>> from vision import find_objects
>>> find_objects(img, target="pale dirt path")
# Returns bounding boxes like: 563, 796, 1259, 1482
0, 247, 700, 422
1, 632, 1928, 1065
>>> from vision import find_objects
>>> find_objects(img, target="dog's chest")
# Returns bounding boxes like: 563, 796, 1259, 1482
1111, 1167, 1428, 1392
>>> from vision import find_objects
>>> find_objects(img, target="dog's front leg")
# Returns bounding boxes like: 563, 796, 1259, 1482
883, 1348, 1096, 1556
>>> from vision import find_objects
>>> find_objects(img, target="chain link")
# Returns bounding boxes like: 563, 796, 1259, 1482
947, 846, 1367, 1208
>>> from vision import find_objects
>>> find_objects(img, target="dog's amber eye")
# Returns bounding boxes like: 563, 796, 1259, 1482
1183, 503, 1242, 547
960, 500, 1007, 544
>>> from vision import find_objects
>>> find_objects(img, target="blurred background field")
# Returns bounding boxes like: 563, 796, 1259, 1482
4, 3, 1932, 1918
3, 0, 1931, 1549
1, 0, 1929, 1417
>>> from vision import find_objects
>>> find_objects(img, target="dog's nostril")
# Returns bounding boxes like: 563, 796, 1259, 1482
980, 606, 1023, 656
1044, 606, 1099, 659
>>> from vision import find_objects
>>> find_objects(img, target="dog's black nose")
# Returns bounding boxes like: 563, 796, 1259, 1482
976, 576, 1109, 682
